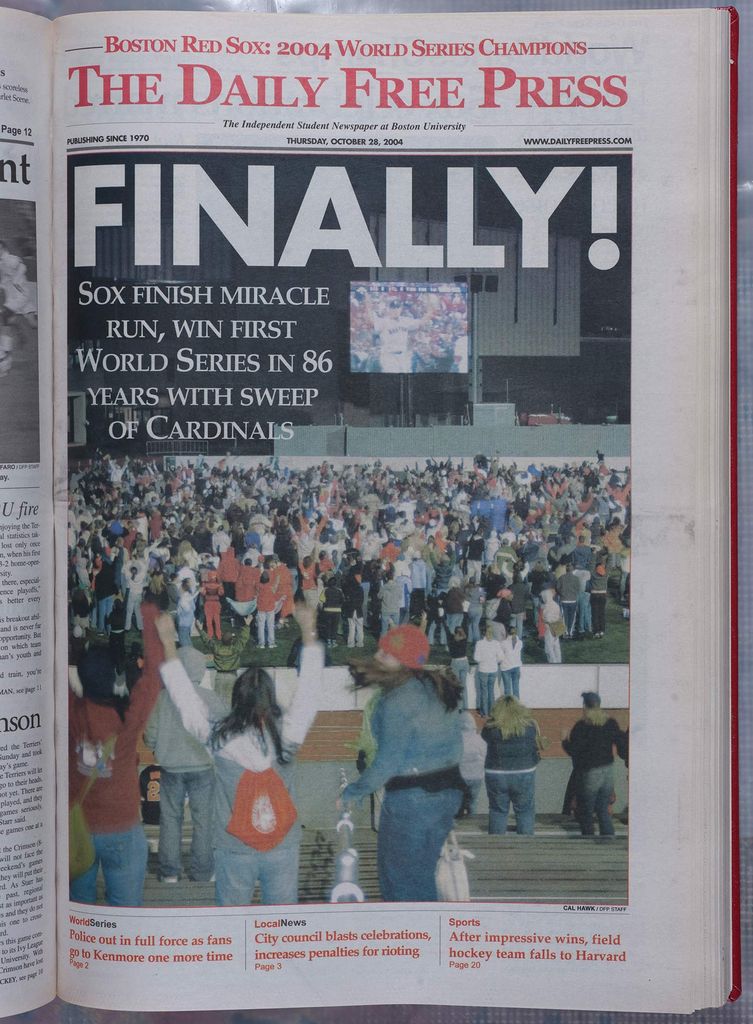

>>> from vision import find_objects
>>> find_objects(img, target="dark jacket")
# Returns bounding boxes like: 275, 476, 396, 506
323, 582, 344, 612
434, 562, 453, 593
342, 575, 364, 617
482, 722, 540, 772
562, 717, 627, 771
93, 560, 117, 599
557, 571, 582, 602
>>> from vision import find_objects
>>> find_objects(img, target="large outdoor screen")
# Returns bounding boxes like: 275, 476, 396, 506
350, 281, 469, 374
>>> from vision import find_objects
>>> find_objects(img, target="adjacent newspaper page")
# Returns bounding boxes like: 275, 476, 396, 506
53, 9, 731, 1015
0, 8, 56, 1017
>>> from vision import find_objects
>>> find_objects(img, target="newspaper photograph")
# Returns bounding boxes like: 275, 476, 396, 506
44, 6, 737, 1016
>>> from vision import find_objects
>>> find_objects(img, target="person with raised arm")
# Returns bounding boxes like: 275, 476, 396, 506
340, 625, 464, 902
154, 604, 324, 906
69, 597, 163, 906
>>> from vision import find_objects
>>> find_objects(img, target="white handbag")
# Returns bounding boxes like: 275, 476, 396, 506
435, 830, 475, 901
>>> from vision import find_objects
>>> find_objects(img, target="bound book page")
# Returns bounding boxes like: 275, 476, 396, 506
52, 7, 734, 1016
0, 7, 55, 1019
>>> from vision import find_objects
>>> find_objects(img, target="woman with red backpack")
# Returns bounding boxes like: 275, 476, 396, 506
153, 604, 323, 906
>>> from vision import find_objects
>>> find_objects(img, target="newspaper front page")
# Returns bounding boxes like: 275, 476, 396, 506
0, 9, 55, 1017
53, 9, 730, 1015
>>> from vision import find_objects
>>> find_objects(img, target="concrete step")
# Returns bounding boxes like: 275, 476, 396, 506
129, 816, 627, 908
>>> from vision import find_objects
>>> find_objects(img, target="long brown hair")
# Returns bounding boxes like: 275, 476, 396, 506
210, 667, 284, 761
349, 660, 462, 711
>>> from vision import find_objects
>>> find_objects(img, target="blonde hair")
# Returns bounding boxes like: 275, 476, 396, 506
487, 696, 539, 740
175, 540, 196, 567
584, 707, 608, 727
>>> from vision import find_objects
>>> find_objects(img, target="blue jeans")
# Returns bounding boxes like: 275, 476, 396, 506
378, 786, 462, 901
466, 779, 482, 815
214, 825, 301, 905
486, 771, 536, 835
561, 601, 577, 636
69, 824, 148, 906
446, 613, 463, 635
475, 671, 497, 716
577, 592, 592, 633
427, 619, 447, 645
159, 768, 215, 881
257, 610, 275, 647
425, 564, 435, 595
577, 764, 615, 836
177, 621, 193, 648
500, 667, 521, 698
381, 612, 399, 636
450, 657, 469, 708
361, 581, 371, 620
467, 610, 482, 643
96, 594, 115, 634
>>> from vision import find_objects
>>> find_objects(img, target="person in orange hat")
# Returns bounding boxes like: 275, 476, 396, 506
341, 624, 465, 902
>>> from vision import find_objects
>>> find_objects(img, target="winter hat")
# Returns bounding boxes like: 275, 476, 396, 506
178, 646, 208, 687
77, 647, 117, 703
378, 625, 430, 670
581, 691, 601, 708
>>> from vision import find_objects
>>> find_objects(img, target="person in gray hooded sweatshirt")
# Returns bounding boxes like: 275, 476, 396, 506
144, 645, 226, 883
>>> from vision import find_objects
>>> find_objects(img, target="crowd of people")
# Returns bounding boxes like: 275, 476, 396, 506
70, 600, 327, 908
67, 453, 631, 671
67, 453, 630, 908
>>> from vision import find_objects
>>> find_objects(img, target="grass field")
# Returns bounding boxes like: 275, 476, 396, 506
139, 585, 629, 671
91, 575, 628, 673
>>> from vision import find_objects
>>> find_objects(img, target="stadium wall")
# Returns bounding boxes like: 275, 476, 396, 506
275, 424, 630, 458
268, 664, 628, 716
